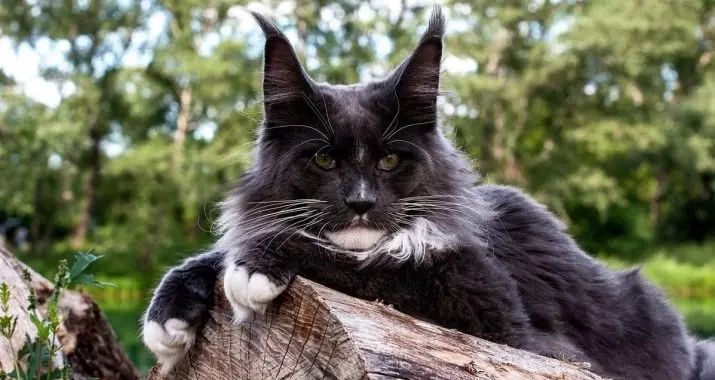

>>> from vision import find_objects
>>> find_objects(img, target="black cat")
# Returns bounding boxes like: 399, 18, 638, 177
141, 7, 715, 379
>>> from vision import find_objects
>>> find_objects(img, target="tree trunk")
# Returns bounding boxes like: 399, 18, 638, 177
492, 101, 507, 169
174, 87, 192, 171
0, 244, 139, 380
30, 177, 43, 247
71, 130, 101, 248
503, 99, 529, 184
148, 277, 603, 380
649, 169, 669, 231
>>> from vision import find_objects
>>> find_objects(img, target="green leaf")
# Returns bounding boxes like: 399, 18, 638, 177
47, 303, 61, 329
4, 368, 18, 379
72, 274, 115, 288
68, 252, 103, 282
0, 283, 10, 308
0, 315, 18, 338
17, 334, 32, 358
25, 336, 42, 380
26, 289, 37, 312
29, 312, 49, 343
48, 368, 63, 380
21, 268, 32, 283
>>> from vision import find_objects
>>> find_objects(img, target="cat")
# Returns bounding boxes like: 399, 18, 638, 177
141, 7, 715, 380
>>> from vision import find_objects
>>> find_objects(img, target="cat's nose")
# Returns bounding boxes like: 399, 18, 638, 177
344, 196, 376, 215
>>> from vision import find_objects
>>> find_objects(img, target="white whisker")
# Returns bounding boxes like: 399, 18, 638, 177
387, 139, 434, 161
263, 124, 329, 141
278, 139, 329, 161
382, 93, 401, 138
301, 92, 332, 134
384, 120, 435, 140
319, 91, 335, 135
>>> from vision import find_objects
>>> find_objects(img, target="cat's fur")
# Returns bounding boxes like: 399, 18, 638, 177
142, 7, 715, 379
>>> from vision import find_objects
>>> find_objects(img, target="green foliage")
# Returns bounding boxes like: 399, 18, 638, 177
68, 252, 114, 288
0, 254, 105, 380
0, 284, 18, 340
445, 0, 715, 246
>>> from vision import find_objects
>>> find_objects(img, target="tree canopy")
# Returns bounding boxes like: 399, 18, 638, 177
1, 0, 714, 266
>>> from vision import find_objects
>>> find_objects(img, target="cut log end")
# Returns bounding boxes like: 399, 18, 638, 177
150, 277, 604, 380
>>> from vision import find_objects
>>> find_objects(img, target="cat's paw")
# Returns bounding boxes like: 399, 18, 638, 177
223, 263, 287, 323
142, 318, 196, 374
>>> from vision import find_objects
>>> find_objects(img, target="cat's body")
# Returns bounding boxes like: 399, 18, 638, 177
142, 7, 715, 380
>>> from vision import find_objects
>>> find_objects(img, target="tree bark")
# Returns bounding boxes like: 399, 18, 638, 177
0, 244, 139, 380
174, 87, 192, 171
149, 277, 603, 380
649, 169, 668, 231
71, 129, 101, 248
30, 176, 43, 247
503, 98, 529, 185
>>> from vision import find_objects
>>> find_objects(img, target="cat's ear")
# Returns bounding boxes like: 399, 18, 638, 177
386, 6, 444, 119
250, 11, 313, 111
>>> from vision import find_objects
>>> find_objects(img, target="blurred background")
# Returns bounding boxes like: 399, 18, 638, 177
1, 0, 714, 374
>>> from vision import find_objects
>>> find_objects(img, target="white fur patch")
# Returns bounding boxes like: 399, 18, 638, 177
325, 226, 387, 250
321, 217, 454, 263
142, 318, 196, 374
223, 264, 287, 323
378, 217, 454, 262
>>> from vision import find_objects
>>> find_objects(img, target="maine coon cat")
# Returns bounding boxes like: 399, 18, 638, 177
141, 7, 715, 380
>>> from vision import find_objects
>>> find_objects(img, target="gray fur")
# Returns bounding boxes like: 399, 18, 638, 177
695, 339, 715, 379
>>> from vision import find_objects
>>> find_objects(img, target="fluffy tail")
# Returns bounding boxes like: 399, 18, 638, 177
694, 339, 715, 380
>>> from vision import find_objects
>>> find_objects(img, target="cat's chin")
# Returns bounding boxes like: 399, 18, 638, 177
325, 226, 387, 250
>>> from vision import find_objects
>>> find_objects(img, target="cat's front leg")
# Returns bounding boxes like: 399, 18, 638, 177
222, 243, 296, 322
142, 250, 224, 373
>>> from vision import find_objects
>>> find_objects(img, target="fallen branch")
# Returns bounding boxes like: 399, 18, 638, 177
0, 245, 139, 380
149, 277, 603, 380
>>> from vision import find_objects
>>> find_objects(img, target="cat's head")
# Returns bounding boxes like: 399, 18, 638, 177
217, 7, 486, 264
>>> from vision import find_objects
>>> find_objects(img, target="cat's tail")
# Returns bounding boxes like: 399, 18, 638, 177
693, 338, 715, 380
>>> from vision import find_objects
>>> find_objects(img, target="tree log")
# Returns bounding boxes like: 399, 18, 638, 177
149, 277, 604, 380
0, 244, 139, 380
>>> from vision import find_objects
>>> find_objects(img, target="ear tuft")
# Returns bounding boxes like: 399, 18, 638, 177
250, 11, 313, 111
248, 10, 286, 41
383, 6, 446, 122
421, 5, 446, 42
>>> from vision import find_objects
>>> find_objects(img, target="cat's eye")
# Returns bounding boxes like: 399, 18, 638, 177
314, 153, 337, 170
377, 154, 401, 171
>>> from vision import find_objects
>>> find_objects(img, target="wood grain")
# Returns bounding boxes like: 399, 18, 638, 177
150, 277, 604, 380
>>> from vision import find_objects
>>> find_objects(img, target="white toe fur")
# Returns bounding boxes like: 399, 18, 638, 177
247, 272, 286, 303
223, 263, 287, 322
142, 318, 196, 374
